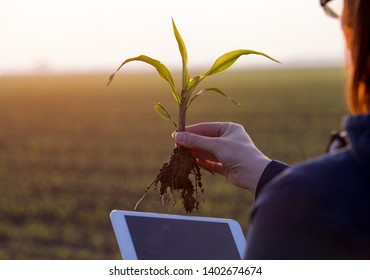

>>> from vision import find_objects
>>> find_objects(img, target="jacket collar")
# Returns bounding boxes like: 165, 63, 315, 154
345, 114, 370, 169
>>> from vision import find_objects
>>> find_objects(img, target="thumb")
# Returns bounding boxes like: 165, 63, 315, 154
173, 132, 217, 152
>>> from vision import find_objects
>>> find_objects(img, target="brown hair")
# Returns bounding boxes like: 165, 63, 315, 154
344, 0, 370, 113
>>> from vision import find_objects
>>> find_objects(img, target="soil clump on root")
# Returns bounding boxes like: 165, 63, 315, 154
135, 147, 204, 213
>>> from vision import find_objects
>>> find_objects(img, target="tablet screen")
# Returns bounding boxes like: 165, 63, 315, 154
125, 215, 241, 260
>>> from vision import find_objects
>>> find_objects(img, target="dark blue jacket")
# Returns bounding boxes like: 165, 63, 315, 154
246, 114, 370, 259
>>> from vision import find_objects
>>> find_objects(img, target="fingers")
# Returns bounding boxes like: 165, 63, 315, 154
172, 122, 249, 163
197, 159, 225, 177
174, 131, 223, 163
173, 131, 219, 153
182, 122, 232, 137
173, 123, 250, 152
183, 122, 249, 142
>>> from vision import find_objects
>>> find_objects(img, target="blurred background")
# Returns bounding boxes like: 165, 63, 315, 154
1, 0, 345, 74
0, 0, 348, 259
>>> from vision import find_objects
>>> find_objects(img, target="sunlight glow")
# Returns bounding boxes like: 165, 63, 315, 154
0, 0, 345, 75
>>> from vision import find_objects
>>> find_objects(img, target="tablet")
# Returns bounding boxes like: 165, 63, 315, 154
110, 210, 247, 260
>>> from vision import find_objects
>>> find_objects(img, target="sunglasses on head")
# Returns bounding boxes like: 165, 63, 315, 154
320, 0, 342, 18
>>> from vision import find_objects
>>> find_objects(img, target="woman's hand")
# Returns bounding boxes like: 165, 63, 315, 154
173, 122, 271, 193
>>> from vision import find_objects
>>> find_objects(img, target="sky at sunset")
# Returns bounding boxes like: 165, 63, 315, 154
1, 0, 345, 75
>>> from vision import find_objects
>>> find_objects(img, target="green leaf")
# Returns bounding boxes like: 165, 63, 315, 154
154, 103, 177, 128
201, 49, 281, 78
185, 50, 280, 106
106, 55, 180, 103
172, 18, 190, 93
188, 87, 242, 108
187, 76, 201, 95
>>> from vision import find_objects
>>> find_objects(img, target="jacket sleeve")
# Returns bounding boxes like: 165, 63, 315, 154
255, 160, 290, 197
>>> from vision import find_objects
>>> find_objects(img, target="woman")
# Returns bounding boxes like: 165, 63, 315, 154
173, 0, 370, 259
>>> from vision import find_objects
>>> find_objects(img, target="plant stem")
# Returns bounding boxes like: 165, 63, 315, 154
177, 101, 187, 132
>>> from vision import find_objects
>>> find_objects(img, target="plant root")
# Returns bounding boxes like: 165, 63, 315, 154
134, 146, 204, 213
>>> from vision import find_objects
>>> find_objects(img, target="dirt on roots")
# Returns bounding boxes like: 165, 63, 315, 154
135, 147, 204, 213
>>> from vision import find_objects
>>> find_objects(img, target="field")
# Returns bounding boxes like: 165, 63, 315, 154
0, 68, 347, 259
